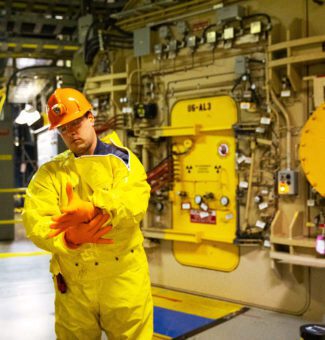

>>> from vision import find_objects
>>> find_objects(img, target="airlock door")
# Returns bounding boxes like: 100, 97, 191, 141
171, 95, 239, 271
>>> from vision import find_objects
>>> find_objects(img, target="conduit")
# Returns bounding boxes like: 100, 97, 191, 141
270, 88, 292, 169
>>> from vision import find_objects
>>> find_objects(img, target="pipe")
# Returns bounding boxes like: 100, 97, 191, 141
270, 89, 292, 169
142, 143, 150, 230
172, 88, 231, 102
118, 0, 220, 30
150, 173, 172, 192
147, 7, 214, 29
126, 43, 263, 100
147, 161, 169, 181
270, 105, 280, 133
167, 79, 234, 96
142, 146, 150, 229
242, 139, 256, 229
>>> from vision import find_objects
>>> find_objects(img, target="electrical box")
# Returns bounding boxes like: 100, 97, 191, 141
169, 39, 179, 52
134, 27, 151, 57
277, 170, 298, 195
154, 43, 164, 56
176, 21, 189, 36
235, 56, 247, 77
250, 21, 262, 34
186, 35, 198, 49
223, 27, 235, 40
216, 5, 245, 23
206, 31, 217, 44
134, 103, 158, 119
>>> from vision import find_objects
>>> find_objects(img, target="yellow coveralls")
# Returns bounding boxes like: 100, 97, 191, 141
22, 134, 153, 340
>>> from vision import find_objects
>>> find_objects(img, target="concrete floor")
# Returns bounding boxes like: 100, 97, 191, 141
0, 224, 319, 340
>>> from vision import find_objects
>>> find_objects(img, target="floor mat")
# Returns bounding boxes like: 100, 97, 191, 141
152, 286, 248, 340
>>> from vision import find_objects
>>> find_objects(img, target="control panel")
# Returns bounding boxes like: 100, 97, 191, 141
277, 169, 298, 195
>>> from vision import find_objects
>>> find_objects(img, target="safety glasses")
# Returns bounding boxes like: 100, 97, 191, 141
57, 115, 86, 134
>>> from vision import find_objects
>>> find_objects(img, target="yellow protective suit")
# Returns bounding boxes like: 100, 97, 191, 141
22, 133, 153, 340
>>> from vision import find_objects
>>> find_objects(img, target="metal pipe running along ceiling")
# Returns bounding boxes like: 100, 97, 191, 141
115, 0, 226, 31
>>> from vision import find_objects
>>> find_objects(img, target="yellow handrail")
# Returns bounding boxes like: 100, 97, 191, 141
0, 219, 23, 225
0, 188, 27, 193
0, 87, 6, 113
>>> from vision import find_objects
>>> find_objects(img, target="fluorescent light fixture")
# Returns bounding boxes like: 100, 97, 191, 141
15, 104, 41, 126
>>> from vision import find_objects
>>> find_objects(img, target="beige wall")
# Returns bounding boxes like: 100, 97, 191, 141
125, 0, 325, 320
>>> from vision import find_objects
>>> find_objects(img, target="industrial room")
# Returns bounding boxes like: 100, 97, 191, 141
1, 0, 325, 339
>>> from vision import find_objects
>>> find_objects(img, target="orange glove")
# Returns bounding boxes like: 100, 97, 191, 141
65, 213, 113, 248
52, 183, 101, 225
48, 210, 110, 239
51, 214, 113, 249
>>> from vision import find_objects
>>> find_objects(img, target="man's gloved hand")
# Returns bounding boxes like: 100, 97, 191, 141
64, 213, 113, 249
48, 208, 111, 237
49, 213, 113, 248
53, 182, 101, 225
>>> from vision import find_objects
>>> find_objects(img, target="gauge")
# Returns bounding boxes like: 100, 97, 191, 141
194, 195, 203, 205
220, 196, 230, 206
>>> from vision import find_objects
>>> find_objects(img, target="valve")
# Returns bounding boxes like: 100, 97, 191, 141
177, 191, 187, 198
204, 192, 215, 200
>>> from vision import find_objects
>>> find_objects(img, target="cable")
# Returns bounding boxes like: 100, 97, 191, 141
84, 34, 133, 65
242, 13, 272, 25
202, 23, 217, 36
110, 23, 133, 37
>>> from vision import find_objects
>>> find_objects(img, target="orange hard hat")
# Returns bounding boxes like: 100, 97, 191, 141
47, 88, 92, 129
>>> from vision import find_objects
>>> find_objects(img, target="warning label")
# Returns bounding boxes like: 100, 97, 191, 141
194, 164, 211, 174
190, 209, 216, 224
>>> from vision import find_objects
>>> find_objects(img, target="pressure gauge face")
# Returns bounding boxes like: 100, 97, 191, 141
220, 196, 230, 206
194, 195, 203, 205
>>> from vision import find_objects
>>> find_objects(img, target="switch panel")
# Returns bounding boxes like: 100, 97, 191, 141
277, 170, 298, 195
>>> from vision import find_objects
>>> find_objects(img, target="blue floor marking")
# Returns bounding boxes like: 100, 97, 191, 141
154, 306, 215, 338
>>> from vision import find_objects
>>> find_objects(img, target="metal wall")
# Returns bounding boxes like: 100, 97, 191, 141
0, 121, 14, 240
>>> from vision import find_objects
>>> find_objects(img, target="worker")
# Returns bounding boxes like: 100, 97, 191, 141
22, 88, 153, 340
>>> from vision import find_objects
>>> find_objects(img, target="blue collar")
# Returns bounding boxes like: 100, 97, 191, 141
94, 138, 129, 166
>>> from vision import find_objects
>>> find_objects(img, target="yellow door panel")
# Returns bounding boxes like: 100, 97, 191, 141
171, 96, 239, 271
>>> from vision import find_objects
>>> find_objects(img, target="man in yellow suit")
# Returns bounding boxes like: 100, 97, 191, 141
22, 88, 153, 340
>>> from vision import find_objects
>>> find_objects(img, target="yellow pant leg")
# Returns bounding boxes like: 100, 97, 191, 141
54, 279, 102, 340
100, 247, 153, 340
